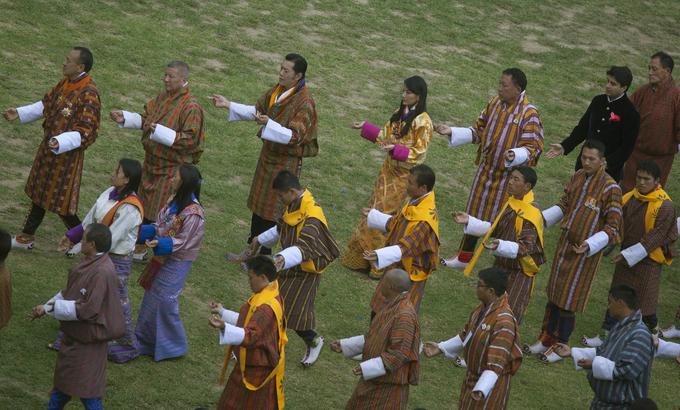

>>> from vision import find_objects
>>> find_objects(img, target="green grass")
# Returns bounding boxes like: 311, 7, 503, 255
1, 0, 679, 408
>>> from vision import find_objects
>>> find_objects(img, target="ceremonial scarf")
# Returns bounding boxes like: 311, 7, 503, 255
267, 80, 306, 111
464, 190, 544, 277
100, 193, 144, 227
399, 191, 439, 281
281, 190, 328, 273
61, 73, 92, 96
622, 186, 673, 265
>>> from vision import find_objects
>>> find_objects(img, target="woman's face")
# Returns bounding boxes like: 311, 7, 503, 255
402, 87, 419, 107
110, 165, 129, 190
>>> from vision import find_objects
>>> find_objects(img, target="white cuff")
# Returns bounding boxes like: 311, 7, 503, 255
449, 127, 474, 147
492, 240, 519, 259
277, 246, 303, 270
219, 308, 239, 326
228, 102, 256, 121
375, 245, 402, 269
542, 205, 564, 227
54, 299, 78, 321
51, 131, 81, 154
585, 231, 610, 257
360, 357, 387, 380
261, 119, 293, 144
472, 370, 499, 398
571, 347, 596, 370
219, 323, 246, 345
438, 335, 464, 359
120, 111, 142, 129
676, 217, 679, 235
150, 124, 177, 146
43, 290, 64, 317
340, 335, 365, 358
592, 356, 615, 381
367, 209, 391, 232
656, 338, 680, 358
17, 101, 44, 123
464, 216, 492, 237
620, 243, 648, 267
257, 226, 280, 248
504, 147, 530, 167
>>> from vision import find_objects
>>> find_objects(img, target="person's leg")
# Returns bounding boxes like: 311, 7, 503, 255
295, 329, 318, 347
47, 389, 72, 410
540, 302, 560, 346
643, 314, 658, 334
13, 203, 45, 249
80, 397, 104, 410
248, 213, 276, 255
59, 213, 81, 230
556, 308, 576, 344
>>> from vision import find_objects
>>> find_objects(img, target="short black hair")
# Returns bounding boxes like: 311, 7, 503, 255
651, 51, 674, 73
609, 284, 639, 310
85, 223, 112, 253
478, 267, 509, 296
502, 68, 527, 92
245, 255, 278, 282
272, 170, 301, 191
0, 229, 10, 263
583, 139, 606, 158
167, 60, 190, 79
285, 53, 307, 78
512, 166, 537, 189
117, 158, 142, 199
73, 46, 94, 72
636, 160, 661, 180
173, 164, 202, 214
630, 398, 658, 410
410, 164, 435, 192
606, 66, 633, 90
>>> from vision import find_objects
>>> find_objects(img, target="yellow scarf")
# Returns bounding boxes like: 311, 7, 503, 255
282, 190, 328, 273
267, 81, 301, 110
464, 191, 544, 277
399, 191, 439, 282
622, 186, 673, 265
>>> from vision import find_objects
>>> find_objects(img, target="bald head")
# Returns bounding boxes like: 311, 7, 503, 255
384, 269, 412, 293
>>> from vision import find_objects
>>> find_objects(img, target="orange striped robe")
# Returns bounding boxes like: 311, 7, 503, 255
139, 88, 205, 217
546, 167, 622, 312
248, 86, 318, 221
25, 75, 101, 215
466, 92, 543, 222
458, 294, 522, 410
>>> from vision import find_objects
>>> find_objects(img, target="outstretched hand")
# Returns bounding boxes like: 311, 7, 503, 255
546, 143, 565, 159
2, 108, 18, 122
110, 110, 124, 124
453, 211, 469, 224
423, 341, 442, 358
434, 123, 451, 136
553, 343, 571, 357
350, 121, 365, 129
330, 340, 342, 353
210, 302, 224, 315
208, 94, 230, 109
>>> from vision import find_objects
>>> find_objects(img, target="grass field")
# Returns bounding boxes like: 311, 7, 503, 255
1, 1, 679, 409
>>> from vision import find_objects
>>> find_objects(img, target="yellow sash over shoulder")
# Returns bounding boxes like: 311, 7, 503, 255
400, 191, 439, 282
282, 190, 329, 273
622, 187, 673, 266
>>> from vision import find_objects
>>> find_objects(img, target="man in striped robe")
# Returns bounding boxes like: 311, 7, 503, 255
210, 53, 318, 256
424, 267, 523, 410
363, 164, 439, 316
251, 171, 339, 366
555, 285, 654, 409
110, 61, 205, 223
523, 140, 623, 363
331, 269, 420, 410
3, 47, 100, 250
436, 68, 543, 269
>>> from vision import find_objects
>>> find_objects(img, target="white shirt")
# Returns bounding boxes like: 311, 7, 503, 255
81, 187, 143, 255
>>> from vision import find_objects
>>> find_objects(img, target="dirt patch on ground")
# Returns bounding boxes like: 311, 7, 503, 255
521, 35, 553, 54
203, 58, 227, 71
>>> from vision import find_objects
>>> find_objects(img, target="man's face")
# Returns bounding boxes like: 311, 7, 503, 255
63, 49, 83, 78
580, 147, 604, 175
606, 295, 626, 320
81, 227, 95, 255
507, 170, 529, 198
278, 60, 301, 89
604, 75, 627, 97
163, 67, 185, 93
648, 57, 670, 85
276, 189, 298, 206
497, 74, 521, 104
247, 270, 266, 293
402, 87, 419, 107
476, 279, 492, 303
405, 173, 423, 198
635, 170, 659, 195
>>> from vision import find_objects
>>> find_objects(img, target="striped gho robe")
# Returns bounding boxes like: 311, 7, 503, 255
466, 91, 543, 222
249, 85, 318, 221
139, 88, 205, 218
24, 74, 101, 215
570, 310, 654, 409
546, 167, 622, 312
345, 292, 420, 410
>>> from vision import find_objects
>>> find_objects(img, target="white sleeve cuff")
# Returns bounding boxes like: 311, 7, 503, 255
54, 299, 78, 321
449, 127, 474, 147
43, 291, 64, 317
277, 246, 303, 270
504, 147, 530, 167
620, 242, 648, 267
542, 205, 564, 227
592, 356, 615, 381
656, 338, 680, 358
219, 308, 239, 326
228, 102, 256, 121
585, 231, 610, 257
360, 357, 387, 380
438, 335, 464, 359
51, 131, 81, 154
375, 245, 402, 269
571, 347, 597, 370
340, 335, 365, 358
472, 370, 499, 398
150, 124, 177, 146
257, 226, 280, 248
261, 119, 293, 144
676, 217, 679, 235
464, 215, 492, 236
17, 100, 44, 123
492, 240, 519, 259
219, 323, 246, 345
367, 209, 392, 232
120, 111, 142, 129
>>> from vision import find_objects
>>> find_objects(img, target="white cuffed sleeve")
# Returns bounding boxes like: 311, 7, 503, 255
464, 216, 492, 237
43, 291, 64, 316
542, 205, 564, 227
120, 111, 142, 129
472, 370, 499, 398
150, 124, 177, 146
340, 335, 365, 358
620, 243, 648, 267
504, 147, 529, 167
656, 338, 680, 358
585, 231, 610, 257
54, 299, 78, 321
228, 102, 256, 121
257, 226, 280, 248
261, 119, 293, 144
50, 131, 81, 154
592, 356, 616, 381
491, 240, 519, 259
571, 347, 596, 370
448, 127, 474, 147
375, 245, 402, 269
219, 308, 240, 326
367, 209, 392, 232
276, 246, 303, 270
16, 101, 44, 123
438, 335, 464, 359
360, 357, 387, 380
219, 323, 246, 345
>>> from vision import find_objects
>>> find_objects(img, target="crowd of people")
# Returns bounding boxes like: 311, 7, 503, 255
0, 45, 679, 410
